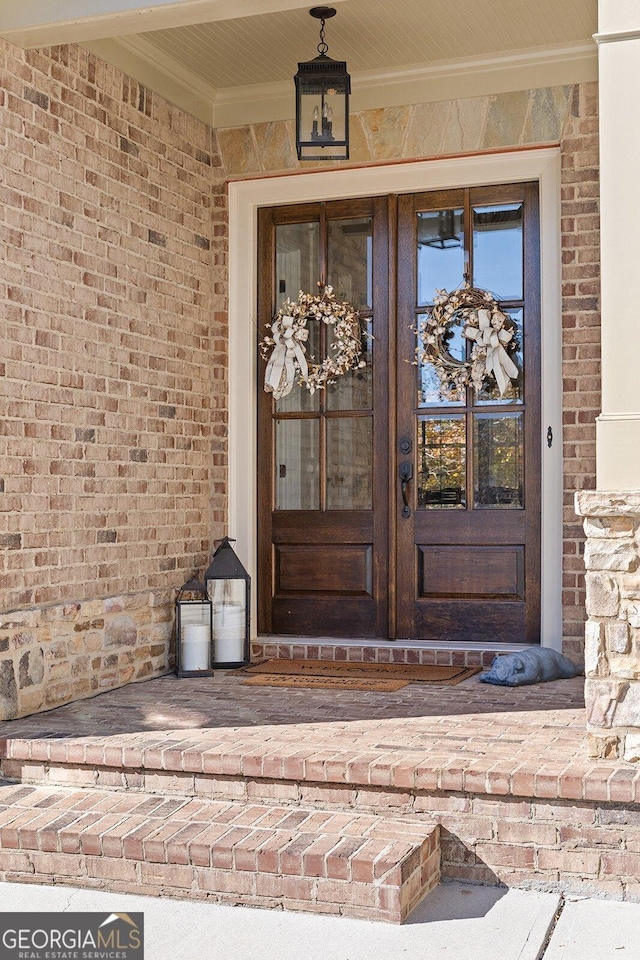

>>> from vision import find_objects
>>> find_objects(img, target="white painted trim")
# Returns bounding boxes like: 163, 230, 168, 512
597, 412, 640, 421
115, 35, 219, 104
229, 148, 563, 649
593, 28, 640, 44
82, 38, 215, 125
214, 42, 596, 128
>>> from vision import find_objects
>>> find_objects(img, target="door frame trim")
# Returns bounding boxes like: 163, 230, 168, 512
228, 147, 562, 648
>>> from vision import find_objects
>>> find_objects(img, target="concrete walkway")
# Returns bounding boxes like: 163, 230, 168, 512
2, 881, 638, 960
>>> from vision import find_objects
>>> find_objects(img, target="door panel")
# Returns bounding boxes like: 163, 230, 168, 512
275, 544, 373, 595
396, 183, 540, 643
257, 197, 390, 637
418, 545, 524, 598
258, 183, 541, 644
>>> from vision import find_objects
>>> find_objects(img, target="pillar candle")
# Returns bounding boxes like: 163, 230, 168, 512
182, 623, 210, 671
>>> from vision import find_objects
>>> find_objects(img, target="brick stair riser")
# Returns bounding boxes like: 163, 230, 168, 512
0, 785, 440, 923
3, 758, 640, 899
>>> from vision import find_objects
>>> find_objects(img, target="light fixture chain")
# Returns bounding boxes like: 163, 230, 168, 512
317, 18, 329, 55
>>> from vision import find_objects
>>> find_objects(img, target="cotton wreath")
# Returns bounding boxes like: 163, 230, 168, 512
260, 285, 366, 399
416, 283, 520, 398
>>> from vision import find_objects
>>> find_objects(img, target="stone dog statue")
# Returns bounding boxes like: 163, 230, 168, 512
479, 647, 583, 686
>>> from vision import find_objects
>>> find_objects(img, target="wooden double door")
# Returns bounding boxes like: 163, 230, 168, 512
257, 183, 541, 643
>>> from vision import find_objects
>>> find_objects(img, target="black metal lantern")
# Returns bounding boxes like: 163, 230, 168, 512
295, 7, 350, 161
204, 537, 251, 668
175, 576, 213, 677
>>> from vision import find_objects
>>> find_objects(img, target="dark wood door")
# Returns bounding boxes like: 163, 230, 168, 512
257, 183, 541, 643
396, 183, 541, 642
257, 197, 390, 637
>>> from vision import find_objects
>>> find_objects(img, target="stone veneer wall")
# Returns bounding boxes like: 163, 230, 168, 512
0, 590, 173, 719
0, 38, 228, 719
576, 492, 640, 760
215, 82, 600, 662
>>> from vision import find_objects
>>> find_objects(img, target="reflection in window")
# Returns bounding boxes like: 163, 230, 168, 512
416, 312, 465, 407
327, 218, 373, 309
275, 419, 320, 509
326, 417, 372, 510
474, 413, 524, 509
417, 416, 466, 509
275, 221, 319, 308
417, 209, 464, 305
473, 204, 523, 301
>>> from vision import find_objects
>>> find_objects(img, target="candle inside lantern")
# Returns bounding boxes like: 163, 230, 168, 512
213, 602, 245, 663
311, 105, 319, 139
181, 623, 210, 671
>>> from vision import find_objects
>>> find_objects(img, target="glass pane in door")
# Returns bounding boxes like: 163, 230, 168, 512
473, 203, 523, 300
416, 312, 466, 407
275, 419, 320, 509
327, 318, 373, 410
326, 417, 373, 509
417, 416, 466, 508
327, 217, 373, 309
275, 222, 319, 306
475, 309, 524, 405
417, 209, 464, 306
473, 413, 524, 508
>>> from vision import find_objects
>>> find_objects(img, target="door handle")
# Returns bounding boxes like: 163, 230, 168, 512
399, 461, 413, 518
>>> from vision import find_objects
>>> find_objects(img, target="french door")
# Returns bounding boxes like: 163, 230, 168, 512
257, 184, 541, 643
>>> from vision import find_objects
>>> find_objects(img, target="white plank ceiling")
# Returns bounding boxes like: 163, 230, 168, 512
136, 0, 597, 89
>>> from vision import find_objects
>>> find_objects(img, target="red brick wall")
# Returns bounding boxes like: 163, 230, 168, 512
0, 40, 227, 614
560, 82, 600, 661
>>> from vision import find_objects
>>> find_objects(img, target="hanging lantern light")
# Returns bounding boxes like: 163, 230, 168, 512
295, 7, 350, 161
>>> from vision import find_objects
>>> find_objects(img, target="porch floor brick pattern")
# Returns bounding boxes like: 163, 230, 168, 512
2, 670, 640, 902
0, 783, 439, 922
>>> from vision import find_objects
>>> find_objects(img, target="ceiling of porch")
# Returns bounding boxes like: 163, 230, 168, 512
2, 0, 598, 127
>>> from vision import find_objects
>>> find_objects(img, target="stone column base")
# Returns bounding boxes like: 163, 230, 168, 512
576, 492, 640, 761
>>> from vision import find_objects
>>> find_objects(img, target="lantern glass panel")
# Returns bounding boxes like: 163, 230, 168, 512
208, 579, 247, 664
300, 90, 345, 141
176, 597, 212, 674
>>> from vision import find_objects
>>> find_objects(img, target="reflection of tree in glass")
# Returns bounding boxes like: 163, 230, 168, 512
475, 415, 523, 508
418, 418, 466, 508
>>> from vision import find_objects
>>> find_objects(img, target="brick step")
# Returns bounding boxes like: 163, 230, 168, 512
252, 639, 510, 668
0, 782, 440, 922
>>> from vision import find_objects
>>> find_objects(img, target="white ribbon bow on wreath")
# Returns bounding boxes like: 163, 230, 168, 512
415, 282, 520, 399
263, 313, 309, 399
465, 308, 520, 397
260, 285, 365, 400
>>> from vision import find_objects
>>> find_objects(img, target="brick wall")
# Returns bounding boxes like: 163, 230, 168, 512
0, 40, 227, 609
0, 40, 228, 717
560, 83, 600, 662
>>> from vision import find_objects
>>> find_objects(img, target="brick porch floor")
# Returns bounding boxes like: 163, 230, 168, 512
1, 669, 640, 909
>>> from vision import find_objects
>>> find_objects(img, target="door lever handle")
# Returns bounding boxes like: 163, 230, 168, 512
399, 461, 413, 518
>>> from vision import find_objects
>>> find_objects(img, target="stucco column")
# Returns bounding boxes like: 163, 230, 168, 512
595, 0, 640, 489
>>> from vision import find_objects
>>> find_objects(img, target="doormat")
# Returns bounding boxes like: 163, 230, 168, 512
242, 674, 409, 692
241, 659, 481, 690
